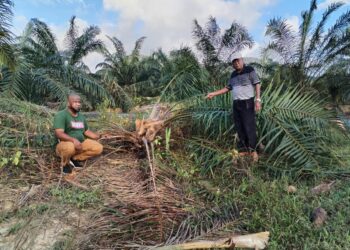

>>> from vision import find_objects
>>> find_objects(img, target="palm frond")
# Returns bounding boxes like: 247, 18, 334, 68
69, 25, 103, 65
298, 0, 317, 66
131, 36, 146, 61
64, 15, 78, 51
265, 18, 297, 64
304, 2, 343, 64
106, 35, 126, 60
258, 83, 343, 174
220, 21, 254, 62
0, 0, 15, 69
28, 18, 58, 54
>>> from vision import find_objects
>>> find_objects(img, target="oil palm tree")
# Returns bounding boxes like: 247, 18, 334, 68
95, 36, 148, 111
0, 0, 15, 70
193, 16, 254, 84
96, 35, 146, 87
63, 16, 104, 71
1, 18, 110, 108
264, 0, 350, 87
315, 57, 350, 103
126, 47, 207, 102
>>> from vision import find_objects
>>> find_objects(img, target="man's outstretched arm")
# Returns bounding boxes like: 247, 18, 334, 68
206, 87, 230, 99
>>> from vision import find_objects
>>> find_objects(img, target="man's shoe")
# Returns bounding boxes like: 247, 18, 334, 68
70, 159, 83, 169
63, 164, 73, 174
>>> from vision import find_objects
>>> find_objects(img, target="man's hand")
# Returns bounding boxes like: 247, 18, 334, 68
206, 92, 216, 99
84, 129, 100, 140
206, 88, 230, 100
255, 101, 262, 112
72, 138, 82, 151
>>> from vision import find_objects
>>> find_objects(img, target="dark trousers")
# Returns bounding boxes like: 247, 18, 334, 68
233, 97, 257, 152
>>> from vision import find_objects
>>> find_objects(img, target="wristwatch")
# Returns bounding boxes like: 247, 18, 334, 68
255, 98, 261, 102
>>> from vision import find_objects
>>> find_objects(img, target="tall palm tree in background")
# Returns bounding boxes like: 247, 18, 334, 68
0, 0, 15, 70
265, 0, 350, 87
315, 57, 350, 103
193, 16, 254, 85
95, 36, 147, 111
63, 16, 104, 71
127, 47, 207, 102
1, 17, 110, 108
96, 36, 146, 87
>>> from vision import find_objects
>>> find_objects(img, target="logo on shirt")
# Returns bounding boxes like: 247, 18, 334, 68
71, 121, 84, 129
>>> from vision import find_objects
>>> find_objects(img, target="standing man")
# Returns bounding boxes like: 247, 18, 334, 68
53, 93, 103, 174
206, 53, 261, 161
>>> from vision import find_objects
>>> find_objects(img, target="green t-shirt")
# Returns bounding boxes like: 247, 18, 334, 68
53, 109, 88, 142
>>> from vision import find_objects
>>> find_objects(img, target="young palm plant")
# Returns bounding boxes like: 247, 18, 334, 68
265, 0, 350, 87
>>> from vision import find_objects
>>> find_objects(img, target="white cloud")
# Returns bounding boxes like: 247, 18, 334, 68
12, 15, 29, 35
242, 43, 262, 59
102, 0, 275, 55
319, 0, 350, 9
285, 16, 299, 33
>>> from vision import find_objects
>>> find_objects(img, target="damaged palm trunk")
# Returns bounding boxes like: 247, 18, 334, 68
154, 232, 270, 249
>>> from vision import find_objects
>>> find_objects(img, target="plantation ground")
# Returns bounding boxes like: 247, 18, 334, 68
1, 130, 350, 249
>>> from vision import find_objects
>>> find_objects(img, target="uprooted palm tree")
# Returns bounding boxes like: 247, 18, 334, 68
264, 0, 350, 87
0, 0, 15, 70
1, 18, 110, 108
193, 16, 254, 84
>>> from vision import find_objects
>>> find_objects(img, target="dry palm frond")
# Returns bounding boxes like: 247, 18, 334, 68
77, 152, 190, 249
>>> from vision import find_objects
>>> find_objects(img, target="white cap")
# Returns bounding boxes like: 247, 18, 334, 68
231, 52, 243, 62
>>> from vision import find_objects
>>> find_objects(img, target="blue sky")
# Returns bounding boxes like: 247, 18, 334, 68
11, 0, 350, 70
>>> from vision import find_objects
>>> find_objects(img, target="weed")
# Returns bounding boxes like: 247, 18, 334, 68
49, 187, 101, 209
8, 222, 23, 235
220, 176, 350, 249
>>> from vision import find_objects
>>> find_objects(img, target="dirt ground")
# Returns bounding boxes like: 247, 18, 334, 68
0, 143, 187, 250
0, 150, 139, 250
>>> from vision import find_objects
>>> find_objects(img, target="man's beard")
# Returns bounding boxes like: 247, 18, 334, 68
70, 107, 80, 113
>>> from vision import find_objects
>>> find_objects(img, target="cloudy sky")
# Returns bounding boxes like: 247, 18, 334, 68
12, 0, 350, 71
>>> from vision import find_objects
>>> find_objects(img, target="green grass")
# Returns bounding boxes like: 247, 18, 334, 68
168, 147, 350, 249
49, 187, 101, 209
8, 222, 23, 235
218, 176, 350, 249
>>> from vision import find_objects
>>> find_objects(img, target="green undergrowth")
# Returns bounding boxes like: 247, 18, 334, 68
228, 176, 350, 249
49, 186, 102, 209
165, 147, 350, 249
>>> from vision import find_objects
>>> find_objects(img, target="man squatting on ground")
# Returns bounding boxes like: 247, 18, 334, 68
206, 53, 261, 161
53, 93, 103, 174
